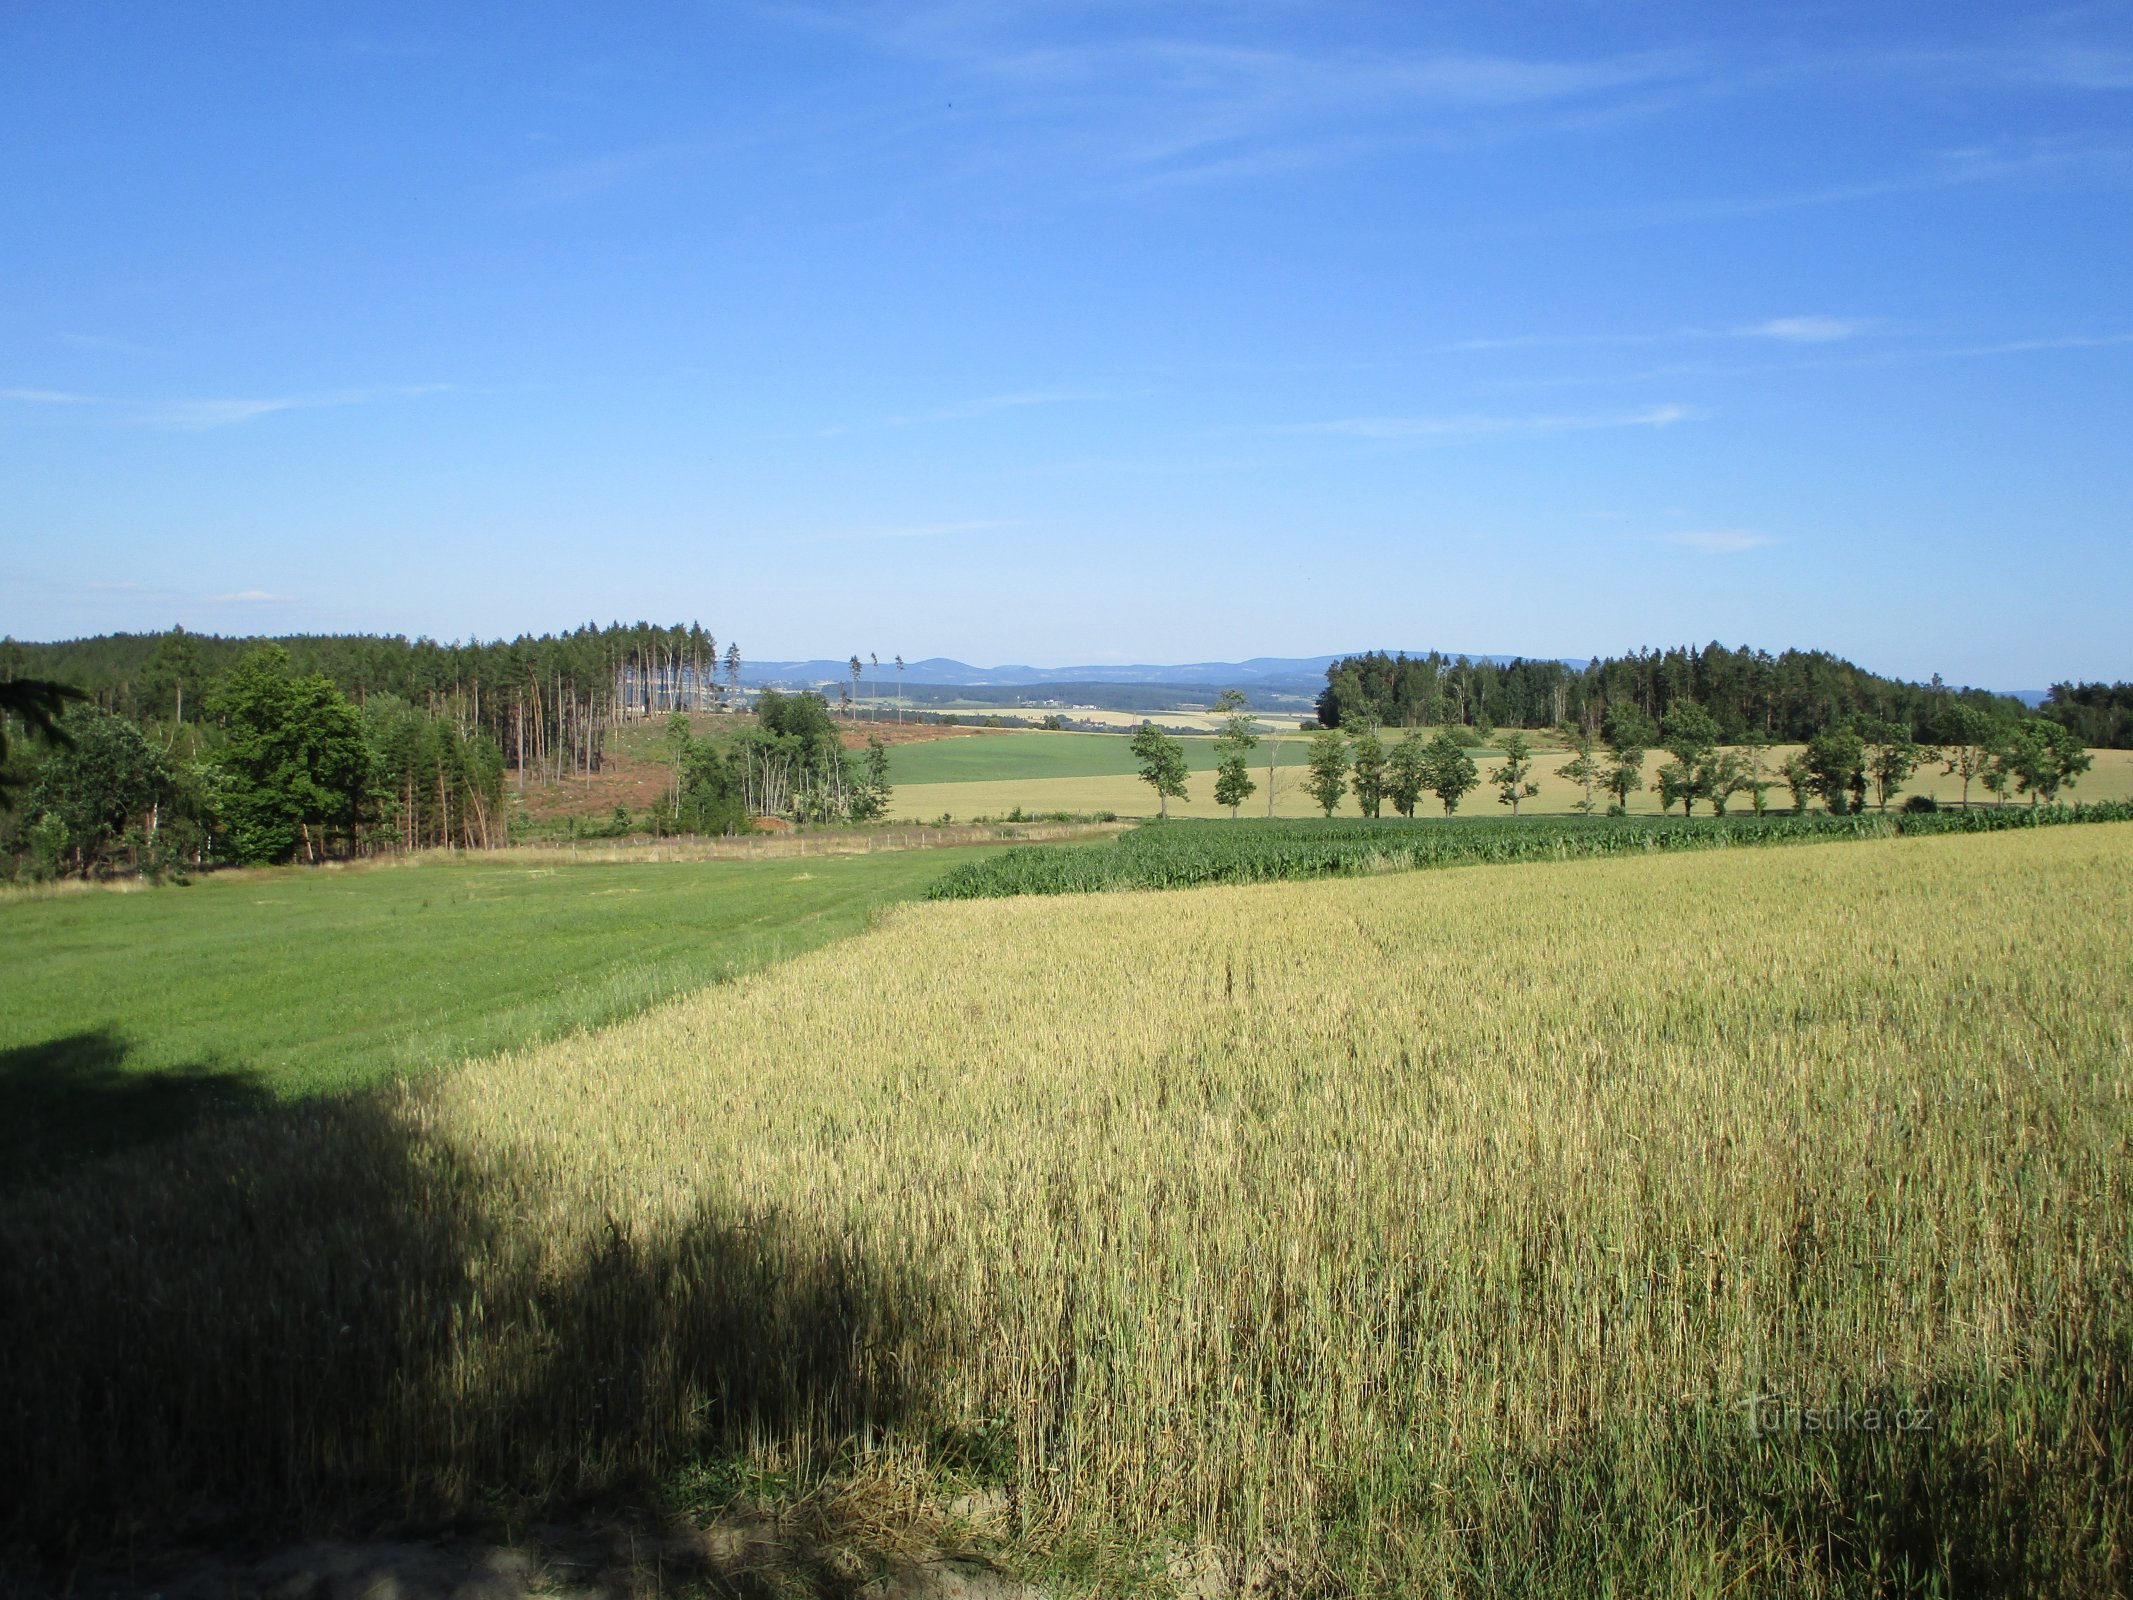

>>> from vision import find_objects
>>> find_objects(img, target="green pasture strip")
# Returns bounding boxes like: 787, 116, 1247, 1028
0, 846, 998, 1186
885, 729, 1311, 785
925, 803, 2133, 899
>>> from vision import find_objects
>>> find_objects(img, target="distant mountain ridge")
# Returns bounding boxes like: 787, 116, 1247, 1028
743, 652, 1579, 692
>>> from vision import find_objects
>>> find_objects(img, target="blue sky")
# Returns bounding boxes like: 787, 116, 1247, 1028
3, 2, 2128, 686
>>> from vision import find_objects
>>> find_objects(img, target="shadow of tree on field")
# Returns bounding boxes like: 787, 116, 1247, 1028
0, 1030, 270, 1194
0, 1082, 950, 1595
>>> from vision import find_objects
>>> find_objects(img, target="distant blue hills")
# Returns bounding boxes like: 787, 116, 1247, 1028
744, 654, 2053, 708
744, 652, 1579, 694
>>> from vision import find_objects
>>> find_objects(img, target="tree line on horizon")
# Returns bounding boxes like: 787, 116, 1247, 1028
1312, 643, 2129, 750
9, 627, 2124, 753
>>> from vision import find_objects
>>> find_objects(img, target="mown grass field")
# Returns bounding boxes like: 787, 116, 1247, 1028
7, 824, 2129, 1595
890, 742, 2133, 822
0, 846, 1003, 1187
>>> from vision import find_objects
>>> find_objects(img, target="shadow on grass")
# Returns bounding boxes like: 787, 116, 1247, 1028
0, 1080, 949, 1596
0, 1030, 270, 1195
1420, 1374, 2133, 1600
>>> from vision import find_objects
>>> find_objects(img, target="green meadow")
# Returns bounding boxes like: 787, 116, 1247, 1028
0, 846, 999, 1188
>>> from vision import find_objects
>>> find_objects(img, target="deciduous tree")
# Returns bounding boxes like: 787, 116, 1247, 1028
2000, 719, 2092, 806
1804, 726, 1866, 814
25, 705, 171, 875
211, 646, 370, 864
1697, 749, 1751, 816
1861, 718, 1928, 810
1130, 721, 1190, 819
1660, 700, 1721, 816
1781, 752, 1814, 813
1553, 727, 1599, 815
1419, 730, 1479, 816
1601, 705, 1653, 813
1387, 730, 1429, 817
1654, 760, 1696, 817
1349, 725, 1387, 818
1210, 690, 1260, 818
1488, 731, 1539, 814
1939, 704, 2001, 808
1304, 729, 1349, 816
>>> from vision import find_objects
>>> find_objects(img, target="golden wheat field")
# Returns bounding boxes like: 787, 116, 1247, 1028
6, 825, 2132, 1594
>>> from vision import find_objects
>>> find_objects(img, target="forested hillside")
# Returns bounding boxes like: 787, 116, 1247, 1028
2041, 681, 2133, 749
2, 621, 737, 781
1314, 643, 2049, 742
0, 623, 900, 880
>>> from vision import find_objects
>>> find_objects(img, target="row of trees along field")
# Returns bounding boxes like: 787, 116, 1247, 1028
1, 645, 894, 879
1133, 696, 2095, 819
1313, 642, 2133, 748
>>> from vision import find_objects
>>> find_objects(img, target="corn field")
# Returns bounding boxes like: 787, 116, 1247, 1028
925, 799, 2133, 899
4, 825, 2130, 1595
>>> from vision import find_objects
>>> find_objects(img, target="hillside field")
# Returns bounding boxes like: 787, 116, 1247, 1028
0, 845, 1007, 1188
882, 729, 1309, 786
7, 824, 2129, 1595
889, 740, 2133, 822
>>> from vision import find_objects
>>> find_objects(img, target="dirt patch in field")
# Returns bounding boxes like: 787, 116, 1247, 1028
835, 723, 1011, 750
508, 756, 674, 825
509, 728, 1002, 826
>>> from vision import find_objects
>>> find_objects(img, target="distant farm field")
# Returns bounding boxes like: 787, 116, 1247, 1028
0, 846, 1003, 1186
882, 728, 1308, 786
889, 739, 2133, 820
9, 825, 2129, 1594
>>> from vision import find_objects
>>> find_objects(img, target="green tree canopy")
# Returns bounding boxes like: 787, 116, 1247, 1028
1130, 721, 1190, 819
211, 646, 370, 864
1804, 726, 1866, 814
1418, 731, 1480, 816
1488, 731, 1539, 815
26, 705, 171, 875
1304, 729, 1349, 816
1387, 730, 1429, 818
1349, 726, 1388, 819
2000, 719, 2092, 806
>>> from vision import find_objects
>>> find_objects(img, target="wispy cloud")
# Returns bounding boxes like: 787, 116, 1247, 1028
1742, 315, 1875, 343
1, 387, 95, 404
208, 589, 295, 603
2011, 45, 2133, 92
1454, 316, 1877, 352
1478, 328, 2133, 392
780, 7, 1711, 191
52, 331, 162, 357
1273, 403, 1696, 442
1553, 137, 2130, 233
139, 384, 449, 431
1649, 528, 1774, 553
